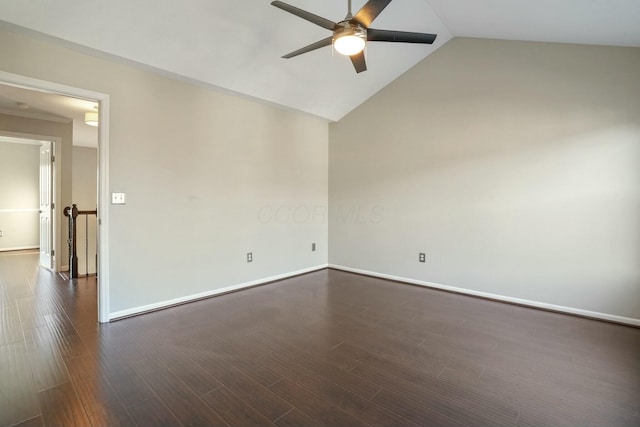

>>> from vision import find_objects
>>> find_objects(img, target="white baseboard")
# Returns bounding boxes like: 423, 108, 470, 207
0, 246, 39, 252
329, 264, 640, 327
109, 264, 329, 321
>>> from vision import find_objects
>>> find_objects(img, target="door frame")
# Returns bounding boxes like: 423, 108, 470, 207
39, 139, 54, 270
0, 70, 111, 323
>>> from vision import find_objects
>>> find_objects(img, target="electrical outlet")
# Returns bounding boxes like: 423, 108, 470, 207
111, 192, 126, 205
247, 252, 253, 263
419, 252, 426, 263
312, 243, 316, 251
0, 230, 3, 237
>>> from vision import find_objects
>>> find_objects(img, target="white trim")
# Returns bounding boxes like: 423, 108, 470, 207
109, 264, 328, 320
0, 246, 39, 252
0, 70, 111, 323
96, 97, 110, 323
59, 265, 69, 272
329, 264, 640, 327
0, 135, 44, 145
0, 208, 39, 213
0, 107, 71, 123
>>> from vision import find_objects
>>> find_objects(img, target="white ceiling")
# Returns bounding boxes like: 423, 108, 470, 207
0, 84, 99, 147
427, 0, 640, 47
0, 0, 639, 122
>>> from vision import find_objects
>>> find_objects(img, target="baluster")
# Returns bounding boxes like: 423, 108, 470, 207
71, 204, 78, 278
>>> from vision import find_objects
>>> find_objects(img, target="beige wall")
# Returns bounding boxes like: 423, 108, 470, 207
72, 146, 97, 275
0, 139, 40, 251
330, 38, 640, 320
0, 114, 73, 268
0, 26, 329, 315
6, 25, 638, 322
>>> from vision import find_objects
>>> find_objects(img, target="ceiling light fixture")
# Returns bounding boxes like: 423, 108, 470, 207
333, 22, 366, 56
85, 111, 99, 127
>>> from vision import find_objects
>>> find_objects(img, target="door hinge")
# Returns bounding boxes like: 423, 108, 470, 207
51, 250, 55, 256
51, 155, 55, 162
51, 203, 55, 209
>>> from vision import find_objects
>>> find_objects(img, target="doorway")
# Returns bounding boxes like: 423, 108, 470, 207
0, 135, 56, 268
0, 70, 111, 323
0, 135, 47, 257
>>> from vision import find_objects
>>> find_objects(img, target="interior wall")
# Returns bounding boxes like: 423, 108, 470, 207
0, 25, 329, 315
0, 139, 39, 251
330, 38, 640, 321
72, 146, 97, 275
0, 114, 72, 269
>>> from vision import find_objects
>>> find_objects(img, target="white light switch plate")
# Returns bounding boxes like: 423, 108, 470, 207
111, 192, 126, 205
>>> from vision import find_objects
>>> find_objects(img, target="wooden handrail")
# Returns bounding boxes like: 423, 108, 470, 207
63, 204, 97, 279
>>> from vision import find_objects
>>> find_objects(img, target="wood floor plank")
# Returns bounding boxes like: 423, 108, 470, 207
269, 379, 371, 427
274, 409, 322, 427
102, 364, 158, 408
152, 344, 224, 396
253, 325, 357, 371
354, 360, 519, 427
23, 328, 71, 392
0, 343, 41, 427
127, 396, 183, 427
70, 373, 136, 427
0, 304, 23, 345
227, 356, 283, 388
260, 352, 419, 427
332, 341, 449, 379
184, 347, 294, 421
42, 313, 90, 360
141, 366, 228, 427
37, 382, 90, 427
517, 404, 640, 427
252, 332, 382, 400
200, 386, 275, 427
372, 389, 467, 427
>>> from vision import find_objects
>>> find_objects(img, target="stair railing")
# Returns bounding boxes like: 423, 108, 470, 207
63, 204, 98, 278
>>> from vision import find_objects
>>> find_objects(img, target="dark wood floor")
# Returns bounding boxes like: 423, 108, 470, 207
1, 251, 639, 427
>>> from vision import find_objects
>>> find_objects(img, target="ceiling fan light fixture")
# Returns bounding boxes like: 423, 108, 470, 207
333, 23, 366, 56
85, 111, 99, 127
271, 0, 437, 73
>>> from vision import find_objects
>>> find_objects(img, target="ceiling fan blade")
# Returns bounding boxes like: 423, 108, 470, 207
367, 28, 437, 44
271, 1, 336, 30
350, 51, 367, 73
282, 37, 333, 59
353, 0, 392, 27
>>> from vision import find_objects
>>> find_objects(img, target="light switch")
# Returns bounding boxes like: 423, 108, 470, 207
111, 192, 126, 205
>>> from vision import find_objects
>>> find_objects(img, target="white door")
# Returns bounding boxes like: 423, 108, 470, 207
39, 141, 53, 269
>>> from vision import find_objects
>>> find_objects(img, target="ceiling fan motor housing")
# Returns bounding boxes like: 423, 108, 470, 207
333, 21, 367, 55
334, 20, 367, 41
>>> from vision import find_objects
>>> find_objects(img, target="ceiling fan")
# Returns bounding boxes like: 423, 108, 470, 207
271, 0, 437, 73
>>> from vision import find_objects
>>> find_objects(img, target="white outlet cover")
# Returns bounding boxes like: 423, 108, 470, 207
111, 192, 126, 205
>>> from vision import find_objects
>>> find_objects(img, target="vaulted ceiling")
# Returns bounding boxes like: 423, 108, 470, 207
1, 0, 639, 121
